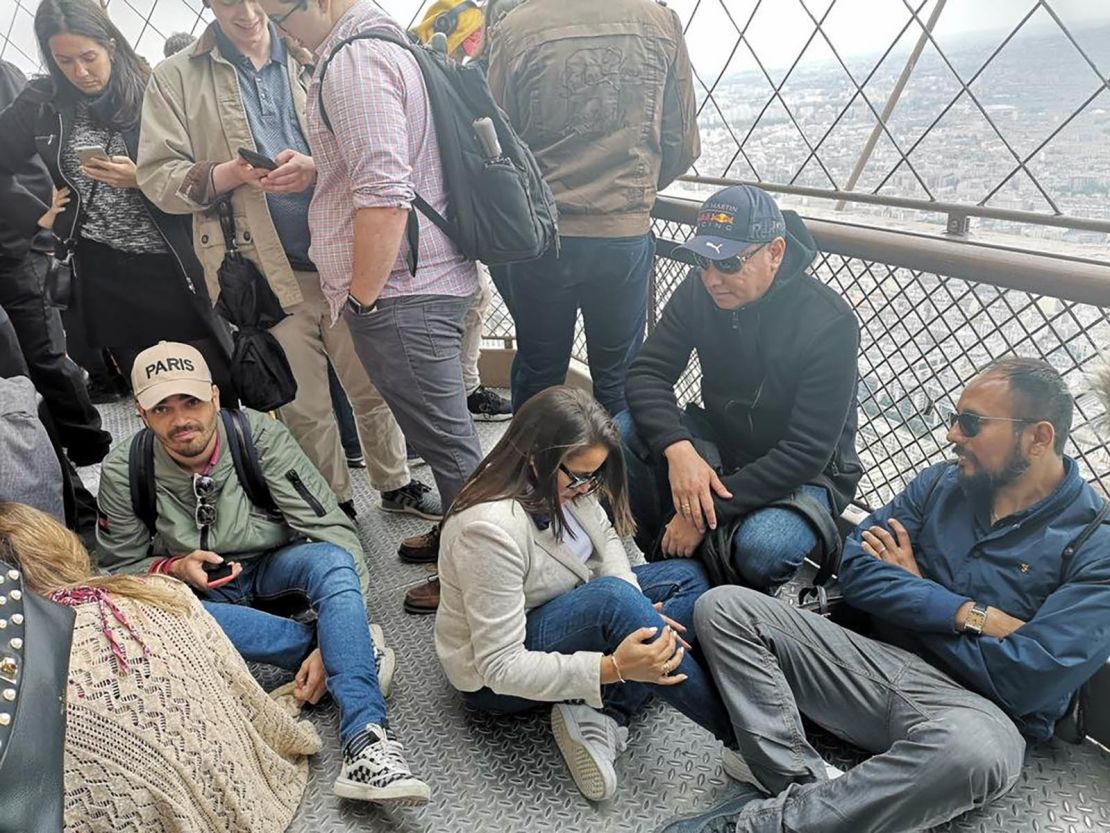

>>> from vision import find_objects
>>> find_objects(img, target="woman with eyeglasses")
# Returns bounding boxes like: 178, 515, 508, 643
0, 0, 234, 401
434, 386, 734, 802
0, 502, 320, 833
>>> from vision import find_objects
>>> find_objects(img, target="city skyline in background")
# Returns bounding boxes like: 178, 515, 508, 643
1, 0, 1106, 251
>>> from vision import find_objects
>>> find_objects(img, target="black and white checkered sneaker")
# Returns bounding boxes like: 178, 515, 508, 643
334, 724, 430, 805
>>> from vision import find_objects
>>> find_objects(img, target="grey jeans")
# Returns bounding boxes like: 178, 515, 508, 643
343, 293, 482, 509
695, 586, 1026, 833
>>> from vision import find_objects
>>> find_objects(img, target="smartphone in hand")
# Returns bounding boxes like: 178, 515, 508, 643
76, 145, 110, 166
237, 147, 278, 170
203, 560, 234, 585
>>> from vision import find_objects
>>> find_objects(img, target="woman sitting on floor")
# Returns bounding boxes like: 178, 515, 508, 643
435, 386, 733, 802
0, 502, 320, 833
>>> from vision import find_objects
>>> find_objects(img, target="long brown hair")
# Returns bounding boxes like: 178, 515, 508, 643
34, 0, 151, 130
0, 503, 188, 614
448, 386, 634, 540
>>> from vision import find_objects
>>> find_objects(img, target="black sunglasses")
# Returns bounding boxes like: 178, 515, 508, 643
948, 411, 1034, 438
558, 462, 605, 493
193, 474, 217, 529
693, 242, 768, 275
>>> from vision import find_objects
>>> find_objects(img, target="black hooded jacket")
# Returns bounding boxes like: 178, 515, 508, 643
625, 210, 862, 521
0, 62, 55, 262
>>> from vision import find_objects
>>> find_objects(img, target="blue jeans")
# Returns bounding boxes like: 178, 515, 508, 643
201, 541, 385, 744
615, 410, 830, 591
503, 234, 653, 415
464, 560, 734, 743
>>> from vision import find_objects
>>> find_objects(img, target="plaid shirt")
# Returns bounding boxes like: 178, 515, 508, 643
307, 3, 476, 320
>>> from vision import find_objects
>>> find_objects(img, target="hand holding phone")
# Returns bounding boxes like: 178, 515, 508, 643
237, 147, 278, 171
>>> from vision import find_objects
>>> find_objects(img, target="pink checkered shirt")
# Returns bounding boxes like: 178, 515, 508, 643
307, 3, 477, 320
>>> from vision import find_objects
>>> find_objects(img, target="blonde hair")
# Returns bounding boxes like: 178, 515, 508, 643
0, 503, 188, 615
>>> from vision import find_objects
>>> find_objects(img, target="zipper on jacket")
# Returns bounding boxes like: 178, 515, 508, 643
286, 470, 326, 517
731, 310, 740, 331
140, 198, 199, 295
53, 111, 83, 242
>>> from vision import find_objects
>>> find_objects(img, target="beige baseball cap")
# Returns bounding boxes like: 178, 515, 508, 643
130, 342, 214, 410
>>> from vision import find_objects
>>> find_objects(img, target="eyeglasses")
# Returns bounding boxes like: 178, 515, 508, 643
193, 474, 217, 529
270, 0, 306, 27
948, 411, 1035, 438
558, 462, 605, 493
693, 242, 768, 275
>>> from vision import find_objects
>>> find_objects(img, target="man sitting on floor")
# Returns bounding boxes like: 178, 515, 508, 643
618, 184, 861, 591
665, 357, 1110, 833
96, 341, 429, 805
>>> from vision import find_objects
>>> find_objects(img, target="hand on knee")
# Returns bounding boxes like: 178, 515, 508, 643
611, 623, 686, 686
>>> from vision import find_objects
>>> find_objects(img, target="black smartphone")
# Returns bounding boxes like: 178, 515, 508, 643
203, 560, 234, 584
237, 147, 278, 170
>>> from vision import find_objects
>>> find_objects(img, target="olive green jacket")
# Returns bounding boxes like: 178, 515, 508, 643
95, 409, 368, 592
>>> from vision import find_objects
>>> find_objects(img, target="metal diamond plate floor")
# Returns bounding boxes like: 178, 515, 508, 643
81, 398, 1110, 833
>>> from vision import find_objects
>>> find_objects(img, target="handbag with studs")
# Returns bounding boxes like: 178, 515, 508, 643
0, 562, 75, 833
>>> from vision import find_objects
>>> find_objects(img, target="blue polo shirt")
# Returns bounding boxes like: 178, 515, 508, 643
215, 23, 314, 271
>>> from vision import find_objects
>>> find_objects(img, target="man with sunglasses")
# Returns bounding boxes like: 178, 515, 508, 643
619, 184, 862, 592
664, 357, 1110, 833
95, 342, 431, 805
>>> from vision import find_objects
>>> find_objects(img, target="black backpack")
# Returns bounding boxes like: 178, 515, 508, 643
128, 408, 277, 539
317, 29, 559, 275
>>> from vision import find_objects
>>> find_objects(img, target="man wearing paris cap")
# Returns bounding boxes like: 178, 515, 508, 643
95, 340, 431, 804
616, 184, 862, 592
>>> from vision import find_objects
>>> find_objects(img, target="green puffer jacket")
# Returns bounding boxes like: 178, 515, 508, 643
95, 408, 368, 591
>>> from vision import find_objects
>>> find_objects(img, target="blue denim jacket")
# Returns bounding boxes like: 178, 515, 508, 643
840, 458, 1110, 741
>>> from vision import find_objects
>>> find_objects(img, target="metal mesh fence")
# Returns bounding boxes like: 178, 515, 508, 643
649, 213, 1110, 509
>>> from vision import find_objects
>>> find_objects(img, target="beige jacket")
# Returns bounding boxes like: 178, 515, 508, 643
487, 0, 700, 238
63, 579, 321, 833
136, 23, 311, 309
435, 496, 639, 707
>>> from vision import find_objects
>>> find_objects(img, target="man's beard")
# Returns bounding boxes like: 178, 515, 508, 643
957, 445, 1031, 499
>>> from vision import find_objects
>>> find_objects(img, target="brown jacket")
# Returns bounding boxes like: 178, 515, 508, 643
136, 23, 312, 309
487, 0, 700, 238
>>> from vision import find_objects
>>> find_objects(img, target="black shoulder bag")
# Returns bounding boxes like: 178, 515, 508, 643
44, 177, 100, 311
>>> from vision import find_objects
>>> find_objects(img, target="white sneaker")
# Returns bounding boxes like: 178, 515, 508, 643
334, 724, 430, 805
550, 703, 628, 802
722, 748, 843, 790
720, 748, 770, 794
370, 624, 395, 699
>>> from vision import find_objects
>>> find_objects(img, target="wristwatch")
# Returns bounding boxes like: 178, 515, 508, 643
961, 602, 989, 635
345, 292, 377, 316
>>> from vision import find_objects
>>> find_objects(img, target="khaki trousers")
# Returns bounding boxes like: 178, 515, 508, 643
271, 270, 409, 501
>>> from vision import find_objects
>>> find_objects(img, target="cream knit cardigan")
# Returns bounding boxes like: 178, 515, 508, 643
62, 578, 321, 833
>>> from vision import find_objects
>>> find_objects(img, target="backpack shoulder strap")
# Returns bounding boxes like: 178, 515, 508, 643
127, 428, 158, 539
317, 29, 413, 133
220, 409, 278, 515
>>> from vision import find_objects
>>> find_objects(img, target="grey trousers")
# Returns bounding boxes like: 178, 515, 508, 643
695, 586, 1026, 833
343, 293, 482, 510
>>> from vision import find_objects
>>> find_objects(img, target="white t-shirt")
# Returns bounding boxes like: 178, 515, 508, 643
561, 506, 593, 564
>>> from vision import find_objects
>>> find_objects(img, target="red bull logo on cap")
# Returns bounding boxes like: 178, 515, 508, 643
698, 210, 736, 228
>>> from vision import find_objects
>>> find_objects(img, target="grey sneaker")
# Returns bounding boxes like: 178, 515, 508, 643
334, 724, 430, 805
381, 480, 442, 521
369, 624, 395, 699
550, 703, 628, 802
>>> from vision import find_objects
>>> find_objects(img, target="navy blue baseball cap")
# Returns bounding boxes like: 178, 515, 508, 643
677, 185, 786, 260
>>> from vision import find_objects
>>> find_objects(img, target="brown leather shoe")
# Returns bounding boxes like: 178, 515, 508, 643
398, 524, 440, 564
403, 576, 440, 615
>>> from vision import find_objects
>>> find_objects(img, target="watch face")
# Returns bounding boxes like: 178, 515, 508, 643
966, 607, 988, 632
